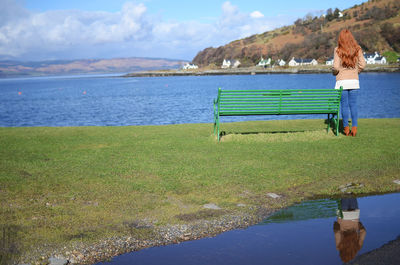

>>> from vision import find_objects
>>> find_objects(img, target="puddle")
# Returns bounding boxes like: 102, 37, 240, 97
96, 193, 400, 265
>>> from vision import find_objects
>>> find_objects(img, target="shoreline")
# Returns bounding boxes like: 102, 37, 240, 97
39, 205, 275, 264
123, 65, 400, 77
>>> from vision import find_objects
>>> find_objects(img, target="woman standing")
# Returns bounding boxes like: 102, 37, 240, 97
333, 29, 366, 136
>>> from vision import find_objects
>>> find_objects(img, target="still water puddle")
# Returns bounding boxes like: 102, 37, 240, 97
98, 193, 400, 265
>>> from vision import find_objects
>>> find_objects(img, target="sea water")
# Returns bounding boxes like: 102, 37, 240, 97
0, 73, 399, 127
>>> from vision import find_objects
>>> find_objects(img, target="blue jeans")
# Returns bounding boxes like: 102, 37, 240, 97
341, 89, 358, 127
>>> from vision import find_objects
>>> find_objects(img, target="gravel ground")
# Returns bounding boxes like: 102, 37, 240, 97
16, 207, 272, 265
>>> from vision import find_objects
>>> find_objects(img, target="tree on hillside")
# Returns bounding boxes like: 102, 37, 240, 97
383, 51, 399, 64
333, 8, 340, 19
326, 8, 334, 21
354, 27, 381, 52
380, 23, 400, 52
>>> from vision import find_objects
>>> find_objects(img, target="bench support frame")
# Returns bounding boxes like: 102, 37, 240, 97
213, 87, 342, 141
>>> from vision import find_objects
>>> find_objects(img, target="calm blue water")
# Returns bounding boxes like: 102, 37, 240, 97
0, 73, 399, 127
96, 193, 400, 265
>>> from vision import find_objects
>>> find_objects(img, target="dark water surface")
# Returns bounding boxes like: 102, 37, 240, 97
97, 193, 400, 265
0, 73, 399, 127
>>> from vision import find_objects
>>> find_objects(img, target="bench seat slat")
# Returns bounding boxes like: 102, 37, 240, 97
220, 107, 337, 111
221, 92, 340, 96
220, 110, 337, 115
220, 103, 340, 108
220, 107, 339, 111
221, 89, 340, 93
221, 95, 340, 99
220, 99, 339, 103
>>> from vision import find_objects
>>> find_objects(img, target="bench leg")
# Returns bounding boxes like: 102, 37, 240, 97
214, 113, 220, 141
327, 114, 331, 134
217, 117, 220, 141
328, 114, 340, 136
213, 115, 216, 136
213, 101, 217, 136
336, 113, 339, 136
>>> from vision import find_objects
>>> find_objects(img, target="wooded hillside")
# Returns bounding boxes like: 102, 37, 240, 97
192, 0, 400, 67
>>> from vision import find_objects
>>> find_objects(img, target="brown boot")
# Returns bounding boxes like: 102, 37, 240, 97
350, 126, 357, 137
343, 126, 350, 136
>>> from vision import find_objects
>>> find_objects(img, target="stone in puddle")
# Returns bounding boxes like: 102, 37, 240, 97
203, 203, 221, 210
267, 193, 281, 199
394, 180, 400, 185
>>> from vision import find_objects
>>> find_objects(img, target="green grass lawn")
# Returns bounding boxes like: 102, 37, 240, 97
1, 118, 399, 260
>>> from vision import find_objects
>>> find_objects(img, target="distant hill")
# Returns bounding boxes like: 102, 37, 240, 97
193, 0, 400, 67
0, 57, 187, 77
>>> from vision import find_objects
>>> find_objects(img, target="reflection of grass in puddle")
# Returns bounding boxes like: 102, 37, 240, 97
0, 225, 22, 265
262, 199, 338, 224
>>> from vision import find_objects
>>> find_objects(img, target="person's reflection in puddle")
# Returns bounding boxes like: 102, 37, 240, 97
334, 197, 366, 263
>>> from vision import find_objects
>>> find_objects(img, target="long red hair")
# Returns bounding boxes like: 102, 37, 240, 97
337, 29, 361, 68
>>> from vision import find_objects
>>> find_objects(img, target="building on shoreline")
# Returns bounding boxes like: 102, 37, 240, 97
257, 57, 285, 67
232, 60, 241, 68
277, 59, 286, 66
326, 57, 334, 65
257, 57, 271, 67
289, 57, 318, 66
364, 52, 387, 64
221, 59, 231, 69
221, 59, 240, 69
325, 52, 388, 65
182, 63, 199, 70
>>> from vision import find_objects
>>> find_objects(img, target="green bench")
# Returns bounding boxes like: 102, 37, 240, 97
213, 87, 343, 141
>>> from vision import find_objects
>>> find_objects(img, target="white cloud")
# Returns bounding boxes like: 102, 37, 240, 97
0, 0, 293, 61
250, 11, 264, 19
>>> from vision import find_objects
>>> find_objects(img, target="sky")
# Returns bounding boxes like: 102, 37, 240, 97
0, 0, 367, 61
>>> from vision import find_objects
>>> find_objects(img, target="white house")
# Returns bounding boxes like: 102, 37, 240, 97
257, 57, 271, 67
182, 63, 198, 70
302, 59, 318, 65
364, 52, 379, 64
277, 59, 286, 66
364, 52, 378, 64
288, 57, 300, 67
221, 59, 231, 69
364, 52, 387, 64
326, 57, 334, 65
288, 57, 318, 66
232, 60, 241, 68
374, 56, 387, 64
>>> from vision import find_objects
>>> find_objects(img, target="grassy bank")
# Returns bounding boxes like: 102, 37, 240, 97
1, 118, 400, 263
